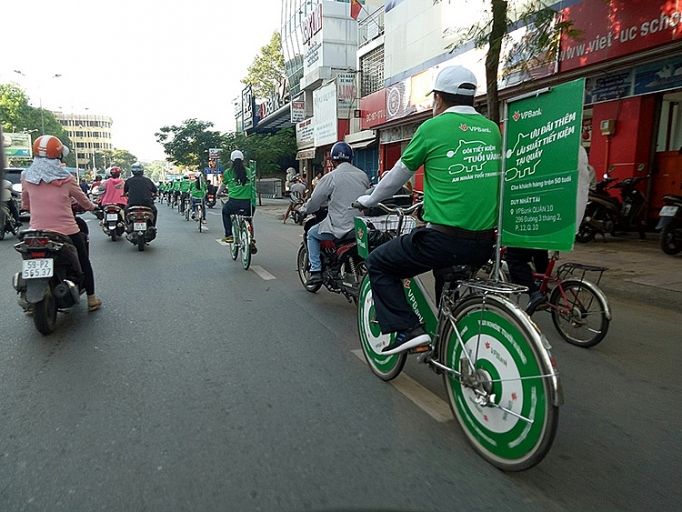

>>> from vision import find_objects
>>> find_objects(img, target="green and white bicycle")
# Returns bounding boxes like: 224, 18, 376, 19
229, 208, 254, 271
354, 202, 562, 471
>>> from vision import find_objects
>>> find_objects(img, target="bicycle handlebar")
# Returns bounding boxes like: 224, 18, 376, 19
351, 201, 424, 216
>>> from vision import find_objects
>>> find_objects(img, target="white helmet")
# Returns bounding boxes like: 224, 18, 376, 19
230, 150, 244, 161
194, 171, 202, 179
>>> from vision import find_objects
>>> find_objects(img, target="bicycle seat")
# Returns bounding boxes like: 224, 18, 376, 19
234, 208, 253, 218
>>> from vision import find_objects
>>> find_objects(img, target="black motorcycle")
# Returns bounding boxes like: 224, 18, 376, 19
296, 209, 366, 304
656, 194, 682, 255
576, 175, 648, 243
12, 229, 86, 334
125, 206, 156, 251
97, 203, 126, 241
206, 193, 216, 209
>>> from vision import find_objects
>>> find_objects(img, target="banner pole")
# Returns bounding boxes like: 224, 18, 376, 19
494, 100, 510, 281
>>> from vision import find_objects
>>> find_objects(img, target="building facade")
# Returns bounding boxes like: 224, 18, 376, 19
53, 111, 114, 174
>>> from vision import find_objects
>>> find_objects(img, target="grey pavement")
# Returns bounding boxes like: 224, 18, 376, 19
256, 197, 682, 310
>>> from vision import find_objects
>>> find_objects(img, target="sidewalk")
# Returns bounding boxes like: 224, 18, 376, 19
256, 197, 682, 309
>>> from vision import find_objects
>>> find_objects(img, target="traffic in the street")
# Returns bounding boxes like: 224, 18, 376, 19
0, 199, 679, 511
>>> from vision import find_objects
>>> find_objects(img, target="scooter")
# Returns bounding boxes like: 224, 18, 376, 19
296, 208, 367, 304
0, 203, 20, 240
576, 175, 648, 243
206, 193, 216, 209
98, 204, 126, 241
289, 192, 305, 225
12, 229, 86, 334
656, 194, 682, 255
125, 206, 157, 251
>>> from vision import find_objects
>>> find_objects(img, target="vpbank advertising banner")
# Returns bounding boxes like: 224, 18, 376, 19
501, 78, 585, 251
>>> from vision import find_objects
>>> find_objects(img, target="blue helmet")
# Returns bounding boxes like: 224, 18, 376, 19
330, 141, 353, 163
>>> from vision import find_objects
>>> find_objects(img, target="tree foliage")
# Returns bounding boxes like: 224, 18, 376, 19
452, 0, 579, 123
222, 128, 297, 176
242, 32, 286, 99
1, 83, 75, 166
155, 118, 225, 169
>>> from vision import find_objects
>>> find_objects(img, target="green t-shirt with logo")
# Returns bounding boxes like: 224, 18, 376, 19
400, 109, 501, 231
222, 165, 256, 205
179, 179, 191, 193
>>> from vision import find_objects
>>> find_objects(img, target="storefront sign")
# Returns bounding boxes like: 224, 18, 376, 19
302, 3, 323, 45
242, 85, 254, 131
360, 89, 386, 130
314, 82, 338, 147
501, 79, 585, 251
379, 122, 420, 144
585, 70, 633, 104
291, 100, 306, 124
560, 0, 682, 72
634, 55, 682, 96
2, 132, 32, 157
296, 118, 314, 146
337, 73, 357, 119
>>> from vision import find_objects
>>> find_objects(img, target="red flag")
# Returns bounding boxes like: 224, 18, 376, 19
350, 0, 362, 20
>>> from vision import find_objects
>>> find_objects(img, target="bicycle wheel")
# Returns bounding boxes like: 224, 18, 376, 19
550, 279, 610, 347
229, 216, 239, 260
197, 205, 203, 233
357, 274, 407, 381
297, 244, 322, 293
240, 220, 252, 270
442, 293, 560, 471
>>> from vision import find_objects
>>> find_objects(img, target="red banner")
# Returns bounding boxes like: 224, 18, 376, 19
559, 0, 682, 72
359, 89, 386, 130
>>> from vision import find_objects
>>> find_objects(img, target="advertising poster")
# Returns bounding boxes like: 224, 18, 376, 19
501, 78, 585, 251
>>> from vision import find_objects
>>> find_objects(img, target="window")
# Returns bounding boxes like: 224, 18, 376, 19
657, 92, 682, 152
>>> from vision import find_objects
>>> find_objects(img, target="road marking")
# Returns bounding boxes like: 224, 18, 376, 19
351, 349, 453, 423
216, 239, 229, 246
251, 265, 276, 280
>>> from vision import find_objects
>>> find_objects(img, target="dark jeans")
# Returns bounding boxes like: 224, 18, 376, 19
222, 198, 255, 237
68, 231, 95, 295
366, 227, 494, 333
505, 248, 549, 294
4, 200, 20, 222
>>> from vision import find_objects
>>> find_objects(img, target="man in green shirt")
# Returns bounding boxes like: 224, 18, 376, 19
356, 65, 501, 355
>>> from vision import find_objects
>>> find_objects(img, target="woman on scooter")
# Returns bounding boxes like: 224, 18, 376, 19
21, 135, 102, 312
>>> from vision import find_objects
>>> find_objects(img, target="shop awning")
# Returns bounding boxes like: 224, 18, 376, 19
296, 148, 316, 160
349, 139, 376, 150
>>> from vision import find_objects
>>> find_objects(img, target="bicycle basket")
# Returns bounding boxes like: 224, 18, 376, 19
366, 214, 416, 236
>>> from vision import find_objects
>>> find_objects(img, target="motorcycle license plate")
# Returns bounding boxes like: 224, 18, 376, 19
106, 213, 118, 221
134, 221, 147, 231
22, 258, 54, 279
660, 205, 679, 217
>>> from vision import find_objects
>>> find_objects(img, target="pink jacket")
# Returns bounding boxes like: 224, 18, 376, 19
22, 176, 95, 236
99, 177, 127, 206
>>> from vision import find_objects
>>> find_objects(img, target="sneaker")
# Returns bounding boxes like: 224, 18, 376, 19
191, 213, 196, 220
306, 271, 322, 286
201, 219, 207, 224
526, 291, 547, 315
381, 324, 431, 355
221, 235, 234, 243
250, 241, 258, 254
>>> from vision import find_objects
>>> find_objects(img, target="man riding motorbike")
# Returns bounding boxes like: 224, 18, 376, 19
299, 141, 370, 285
124, 163, 158, 224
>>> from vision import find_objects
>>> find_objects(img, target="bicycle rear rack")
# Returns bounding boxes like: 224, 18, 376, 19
557, 262, 607, 285
460, 278, 528, 296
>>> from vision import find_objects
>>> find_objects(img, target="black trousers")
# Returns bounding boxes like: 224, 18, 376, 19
505, 248, 549, 294
366, 227, 494, 334
68, 231, 95, 295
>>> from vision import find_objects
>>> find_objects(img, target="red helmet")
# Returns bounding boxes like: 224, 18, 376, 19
33, 135, 69, 159
109, 167, 121, 178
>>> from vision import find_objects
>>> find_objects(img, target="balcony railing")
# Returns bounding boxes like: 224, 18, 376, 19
358, 6, 384, 48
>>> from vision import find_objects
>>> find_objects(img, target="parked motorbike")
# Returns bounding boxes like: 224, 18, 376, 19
576, 175, 648, 243
125, 206, 156, 251
656, 194, 682, 255
0, 202, 20, 240
12, 229, 86, 334
296, 209, 366, 303
98, 203, 126, 241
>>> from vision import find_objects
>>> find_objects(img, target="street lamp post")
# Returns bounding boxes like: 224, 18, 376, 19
13, 70, 62, 135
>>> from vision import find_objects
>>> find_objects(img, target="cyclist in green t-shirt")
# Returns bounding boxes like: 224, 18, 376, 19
220, 150, 257, 252
356, 65, 501, 355
189, 171, 208, 223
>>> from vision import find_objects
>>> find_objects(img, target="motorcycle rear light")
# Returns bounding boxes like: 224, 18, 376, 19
30, 251, 47, 258
25, 237, 50, 248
